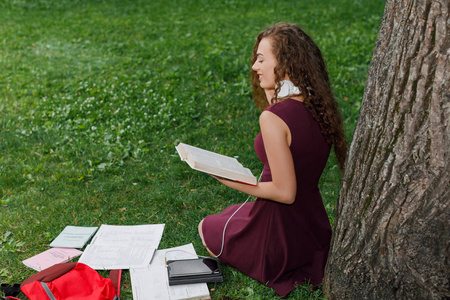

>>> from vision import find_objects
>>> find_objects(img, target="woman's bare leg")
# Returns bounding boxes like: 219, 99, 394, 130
198, 219, 218, 257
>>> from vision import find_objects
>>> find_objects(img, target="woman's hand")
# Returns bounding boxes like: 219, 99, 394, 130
209, 174, 240, 188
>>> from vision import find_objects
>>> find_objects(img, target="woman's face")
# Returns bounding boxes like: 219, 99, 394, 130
252, 38, 277, 92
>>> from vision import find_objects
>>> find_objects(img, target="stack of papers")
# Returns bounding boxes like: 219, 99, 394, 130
22, 224, 212, 300
130, 243, 210, 300
78, 224, 165, 269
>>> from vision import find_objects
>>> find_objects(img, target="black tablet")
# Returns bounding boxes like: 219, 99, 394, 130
167, 258, 223, 286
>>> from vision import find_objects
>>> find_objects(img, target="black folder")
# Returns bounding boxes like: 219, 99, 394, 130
167, 258, 223, 286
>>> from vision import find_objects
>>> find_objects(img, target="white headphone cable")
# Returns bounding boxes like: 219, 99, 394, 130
214, 171, 262, 258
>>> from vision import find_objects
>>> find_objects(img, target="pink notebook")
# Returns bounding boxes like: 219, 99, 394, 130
23, 247, 83, 271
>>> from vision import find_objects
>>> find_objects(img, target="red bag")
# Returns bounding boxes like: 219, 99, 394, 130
20, 262, 121, 300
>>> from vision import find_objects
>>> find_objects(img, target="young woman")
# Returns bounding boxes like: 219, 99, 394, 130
198, 22, 347, 297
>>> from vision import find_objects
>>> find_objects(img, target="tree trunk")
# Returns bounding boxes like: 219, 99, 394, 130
324, 0, 449, 299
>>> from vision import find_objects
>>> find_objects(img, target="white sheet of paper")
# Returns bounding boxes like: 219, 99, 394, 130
90, 224, 165, 247
130, 244, 210, 300
78, 244, 155, 270
78, 224, 164, 270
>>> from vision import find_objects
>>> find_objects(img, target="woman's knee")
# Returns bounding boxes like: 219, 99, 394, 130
197, 219, 218, 257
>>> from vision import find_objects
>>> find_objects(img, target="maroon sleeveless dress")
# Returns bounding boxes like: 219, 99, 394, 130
202, 99, 332, 297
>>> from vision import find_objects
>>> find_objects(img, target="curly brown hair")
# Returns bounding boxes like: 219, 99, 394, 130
250, 22, 347, 171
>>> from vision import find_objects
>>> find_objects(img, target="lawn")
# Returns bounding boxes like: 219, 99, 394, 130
0, 0, 385, 299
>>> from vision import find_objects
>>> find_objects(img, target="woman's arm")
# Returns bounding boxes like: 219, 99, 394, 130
212, 110, 297, 204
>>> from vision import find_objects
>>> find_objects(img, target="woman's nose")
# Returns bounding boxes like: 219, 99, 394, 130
252, 62, 258, 71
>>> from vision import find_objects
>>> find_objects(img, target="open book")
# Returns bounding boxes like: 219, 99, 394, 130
50, 226, 98, 248
176, 143, 257, 186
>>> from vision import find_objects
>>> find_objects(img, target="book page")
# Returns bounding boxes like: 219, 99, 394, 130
130, 244, 210, 300
181, 143, 251, 175
50, 226, 98, 248
176, 143, 257, 185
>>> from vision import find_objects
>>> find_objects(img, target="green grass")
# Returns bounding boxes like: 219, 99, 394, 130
0, 0, 385, 299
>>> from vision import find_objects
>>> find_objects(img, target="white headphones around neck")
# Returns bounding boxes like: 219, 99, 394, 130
276, 80, 301, 98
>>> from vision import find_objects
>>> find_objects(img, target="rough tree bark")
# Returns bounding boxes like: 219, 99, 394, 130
324, 0, 449, 299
